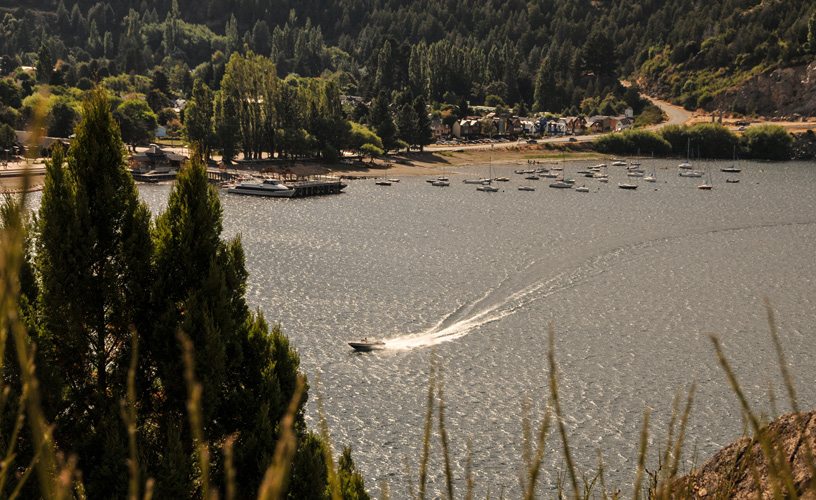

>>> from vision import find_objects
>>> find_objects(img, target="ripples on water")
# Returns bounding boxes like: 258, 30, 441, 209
136, 160, 816, 498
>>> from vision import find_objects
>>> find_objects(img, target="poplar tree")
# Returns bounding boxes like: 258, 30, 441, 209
368, 90, 397, 153
35, 87, 153, 498
183, 78, 215, 159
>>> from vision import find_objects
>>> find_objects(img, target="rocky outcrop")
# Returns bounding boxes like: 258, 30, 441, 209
669, 410, 816, 500
792, 131, 816, 160
709, 62, 816, 119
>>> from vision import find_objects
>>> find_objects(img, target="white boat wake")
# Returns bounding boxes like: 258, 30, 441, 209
379, 219, 816, 351
383, 249, 621, 350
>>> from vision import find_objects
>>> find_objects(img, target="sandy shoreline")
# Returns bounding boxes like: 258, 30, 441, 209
0, 144, 600, 193
294, 143, 602, 179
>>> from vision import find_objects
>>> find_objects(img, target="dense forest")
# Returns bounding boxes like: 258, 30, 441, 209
1, 0, 814, 113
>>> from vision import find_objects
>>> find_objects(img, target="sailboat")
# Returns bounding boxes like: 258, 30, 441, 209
644, 153, 657, 182
518, 177, 536, 191
431, 166, 450, 186
679, 147, 704, 177
477, 159, 499, 192
549, 154, 573, 189
618, 165, 638, 189
721, 146, 742, 173
697, 162, 713, 190
679, 138, 692, 169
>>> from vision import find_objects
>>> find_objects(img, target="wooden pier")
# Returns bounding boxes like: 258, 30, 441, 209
288, 179, 347, 197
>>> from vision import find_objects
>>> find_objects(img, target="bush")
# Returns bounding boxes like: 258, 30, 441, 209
660, 123, 740, 158
741, 124, 793, 160
594, 129, 671, 156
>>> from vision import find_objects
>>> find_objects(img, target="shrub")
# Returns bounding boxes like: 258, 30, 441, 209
741, 124, 793, 160
594, 129, 671, 156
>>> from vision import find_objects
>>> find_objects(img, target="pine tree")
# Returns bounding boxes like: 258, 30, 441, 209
148, 153, 318, 497
35, 87, 153, 498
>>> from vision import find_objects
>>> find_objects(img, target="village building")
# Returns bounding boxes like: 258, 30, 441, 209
452, 117, 481, 139
14, 131, 71, 157
127, 144, 187, 183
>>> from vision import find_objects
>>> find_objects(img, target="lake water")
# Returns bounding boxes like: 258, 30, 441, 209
136, 159, 816, 499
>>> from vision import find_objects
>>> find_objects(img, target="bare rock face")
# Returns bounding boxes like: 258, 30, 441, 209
710, 62, 816, 119
669, 410, 816, 500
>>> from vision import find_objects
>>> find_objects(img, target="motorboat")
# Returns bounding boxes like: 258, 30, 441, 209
726, 178, 740, 183
227, 178, 296, 197
348, 339, 386, 352
575, 183, 590, 192
679, 170, 704, 177
618, 182, 638, 190
549, 180, 572, 189
375, 180, 392, 186
463, 178, 490, 184
431, 179, 450, 186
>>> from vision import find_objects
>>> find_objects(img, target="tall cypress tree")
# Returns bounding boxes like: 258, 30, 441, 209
148, 153, 316, 498
35, 87, 153, 497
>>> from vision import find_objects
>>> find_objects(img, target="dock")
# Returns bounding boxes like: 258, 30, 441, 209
287, 179, 347, 197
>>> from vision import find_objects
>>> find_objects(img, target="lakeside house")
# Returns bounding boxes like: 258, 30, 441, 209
452, 117, 481, 139
430, 119, 451, 140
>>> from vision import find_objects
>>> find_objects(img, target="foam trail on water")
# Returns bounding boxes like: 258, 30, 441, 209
383, 255, 613, 350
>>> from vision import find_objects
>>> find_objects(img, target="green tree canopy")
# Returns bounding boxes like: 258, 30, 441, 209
34, 87, 153, 497
183, 78, 215, 158
741, 124, 793, 160
113, 98, 159, 147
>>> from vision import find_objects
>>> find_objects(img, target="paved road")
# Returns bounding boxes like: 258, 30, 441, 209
644, 95, 693, 129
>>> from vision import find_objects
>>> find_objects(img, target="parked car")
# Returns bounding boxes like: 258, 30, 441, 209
568, 137, 578, 142
526, 139, 538, 144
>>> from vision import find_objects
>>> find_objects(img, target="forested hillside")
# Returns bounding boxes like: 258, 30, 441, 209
1, 0, 815, 114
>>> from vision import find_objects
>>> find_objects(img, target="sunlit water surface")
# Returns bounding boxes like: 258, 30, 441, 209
133, 159, 816, 498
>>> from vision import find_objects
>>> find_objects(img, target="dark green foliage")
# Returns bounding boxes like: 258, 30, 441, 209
183, 78, 215, 157
36, 43, 53, 84
0, 123, 15, 148
338, 446, 371, 500
413, 95, 433, 152
35, 87, 154, 498
369, 91, 397, 153
686, 123, 740, 159
741, 124, 793, 160
113, 98, 159, 147
45, 97, 78, 138
0, 79, 22, 109
659, 123, 741, 158
594, 129, 672, 156
288, 432, 330, 500
633, 104, 665, 127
